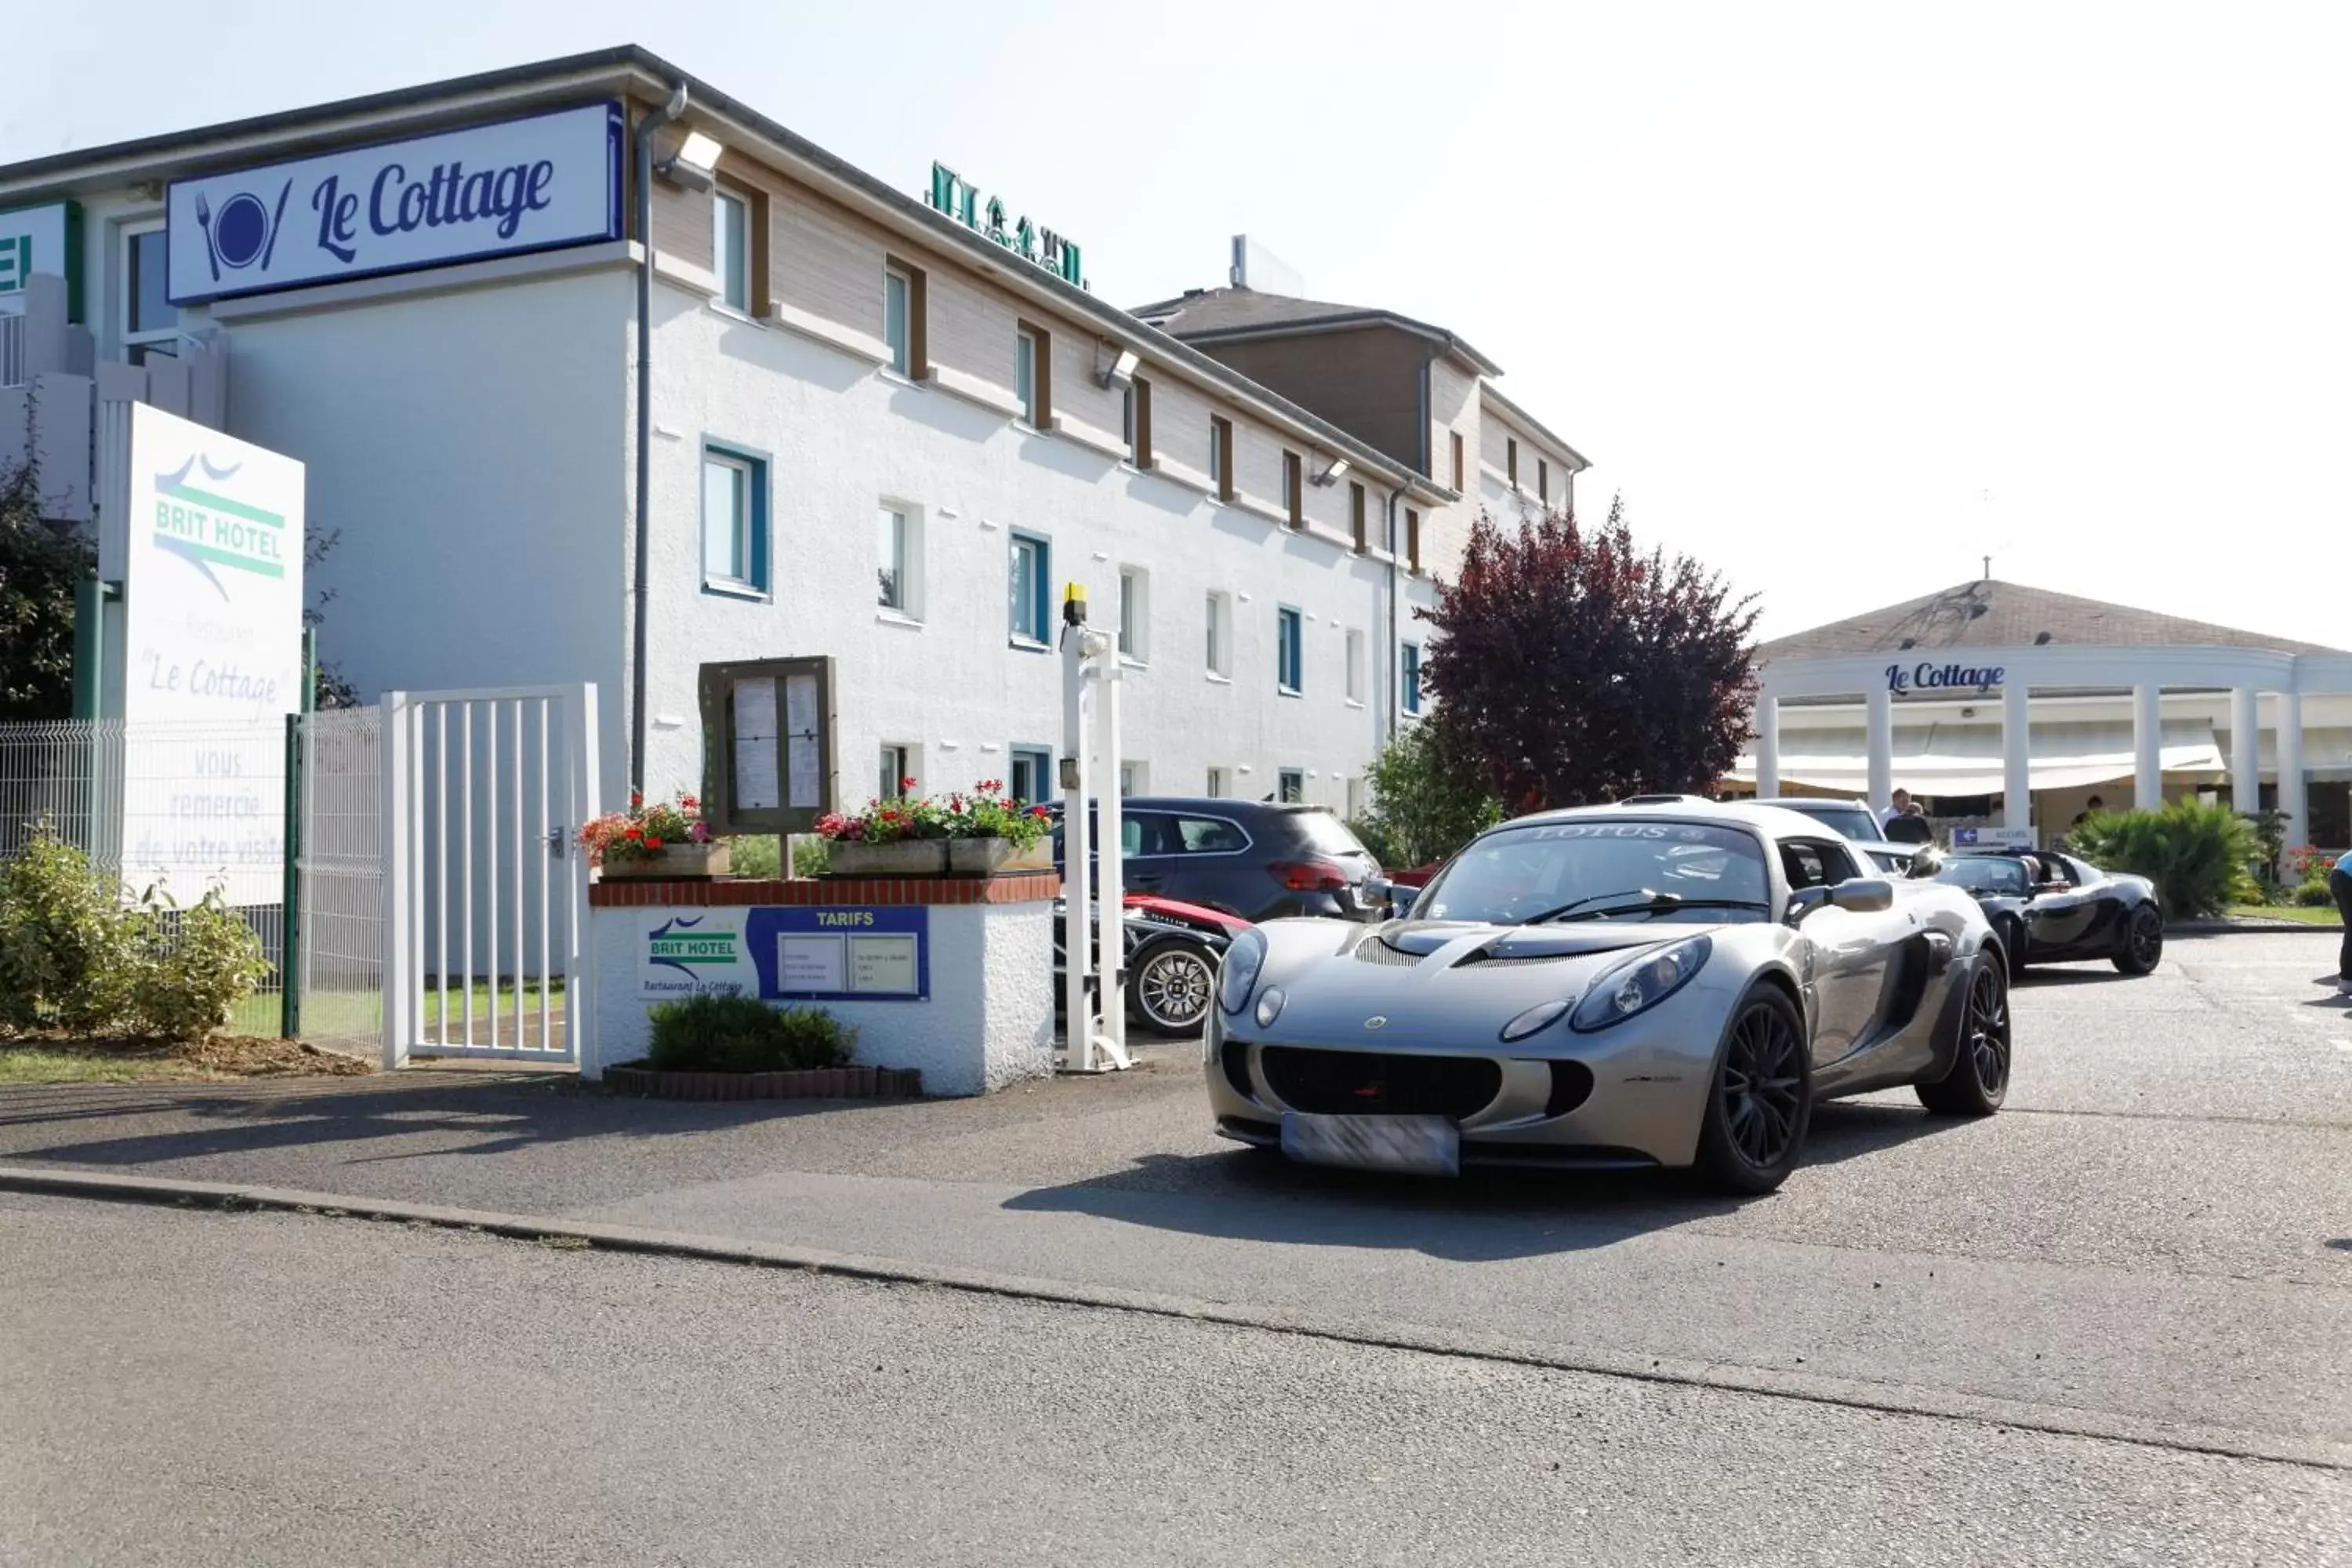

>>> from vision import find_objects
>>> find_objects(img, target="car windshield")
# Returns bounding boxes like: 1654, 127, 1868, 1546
1936, 856, 2031, 897
1418, 820, 1773, 925
1789, 803, 1878, 842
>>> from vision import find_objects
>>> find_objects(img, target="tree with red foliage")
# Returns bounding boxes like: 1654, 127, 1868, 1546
1417, 495, 1759, 811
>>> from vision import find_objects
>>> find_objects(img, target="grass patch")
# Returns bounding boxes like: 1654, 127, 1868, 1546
2227, 904, 2343, 927
0, 1034, 374, 1085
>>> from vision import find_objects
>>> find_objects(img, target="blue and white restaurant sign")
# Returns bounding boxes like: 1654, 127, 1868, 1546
166, 102, 623, 304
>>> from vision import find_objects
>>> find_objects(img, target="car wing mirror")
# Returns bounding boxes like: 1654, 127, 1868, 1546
1785, 885, 1833, 924
1831, 877, 1895, 914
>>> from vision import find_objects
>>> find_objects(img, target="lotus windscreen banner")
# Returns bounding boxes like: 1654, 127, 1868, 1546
165, 101, 623, 305
121, 403, 306, 905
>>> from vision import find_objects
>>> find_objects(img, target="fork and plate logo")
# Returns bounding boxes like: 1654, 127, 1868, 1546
191, 181, 292, 284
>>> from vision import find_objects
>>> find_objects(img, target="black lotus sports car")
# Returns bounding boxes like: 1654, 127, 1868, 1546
1931, 849, 2164, 978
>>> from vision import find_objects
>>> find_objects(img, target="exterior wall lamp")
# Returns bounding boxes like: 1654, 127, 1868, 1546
1313, 456, 1350, 486
656, 129, 724, 191
1094, 342, 1139, 390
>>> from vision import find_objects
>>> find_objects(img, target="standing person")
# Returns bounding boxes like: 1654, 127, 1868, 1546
2332, 852, 2352, 995
1882, 789, 1912, 831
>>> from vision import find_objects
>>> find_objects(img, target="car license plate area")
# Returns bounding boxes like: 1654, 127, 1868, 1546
1280, 1112, 1461, 1177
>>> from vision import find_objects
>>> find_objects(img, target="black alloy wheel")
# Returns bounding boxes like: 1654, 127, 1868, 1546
2114, 904, 2165, 975
1131, 942, 1218, 1036
1920, 959, 2011, 1116
1695, 989, 1812, 1195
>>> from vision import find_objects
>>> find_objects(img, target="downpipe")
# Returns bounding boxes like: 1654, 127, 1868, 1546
630, 82, 689, 794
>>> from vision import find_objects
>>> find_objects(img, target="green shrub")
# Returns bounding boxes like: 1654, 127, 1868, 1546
2292, 878, 2336, 908
1359, 723, 1505, 869
792, 836, 831, 879
724, 834, 782, 878
0, 832, 267, 1040
2067, 802, 2259, 920
644, 993, 855, 1073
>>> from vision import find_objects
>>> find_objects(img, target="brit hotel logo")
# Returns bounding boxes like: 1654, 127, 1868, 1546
151, 456, 287, 598
648, 917, 742, 981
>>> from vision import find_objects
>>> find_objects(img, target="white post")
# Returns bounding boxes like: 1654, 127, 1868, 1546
2276, 689, 2305, 850
1095, 654, 1127, 1064
379, 691, 412, 1070
567, 682, 601, 1077
2229, 685, 2259, 819
2002, 682, 2033, 834
1865, 686, 1893, 815
1754, 691, 1780, 799
1061, 623, 1094, 1071
2132, 683, 2163, 811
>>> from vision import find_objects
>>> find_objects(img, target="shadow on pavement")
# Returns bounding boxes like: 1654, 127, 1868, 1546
0, 1072, 900, 1170
1001, 1101, 1965, 1262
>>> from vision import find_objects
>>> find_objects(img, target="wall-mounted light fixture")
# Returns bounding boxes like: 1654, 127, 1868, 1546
1312, 456, 1351, 487
656, 129, 724, 191
1095, 342, 1139, 390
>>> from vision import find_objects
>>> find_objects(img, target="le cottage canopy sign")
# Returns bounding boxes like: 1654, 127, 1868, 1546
1886, 660, 2005, 696
926, 162, 1085, 289
166, 103, 623, 304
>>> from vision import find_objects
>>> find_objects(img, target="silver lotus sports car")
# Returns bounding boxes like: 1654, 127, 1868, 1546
1206, 802, 2013, 1194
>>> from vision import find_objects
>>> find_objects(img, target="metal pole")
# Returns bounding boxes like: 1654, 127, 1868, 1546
281, 710, 303, 1039
1097, 651, 1127, 1063
1060, 603, 1092, 1070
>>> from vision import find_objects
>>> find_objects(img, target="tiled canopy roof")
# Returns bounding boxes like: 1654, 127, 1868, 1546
1761, 579, 2342, 661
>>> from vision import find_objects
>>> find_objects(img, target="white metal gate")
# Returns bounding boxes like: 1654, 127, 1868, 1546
380, 684, 599, 1069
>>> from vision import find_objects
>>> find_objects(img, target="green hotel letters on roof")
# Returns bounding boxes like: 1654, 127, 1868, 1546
927, 162, 1085, 290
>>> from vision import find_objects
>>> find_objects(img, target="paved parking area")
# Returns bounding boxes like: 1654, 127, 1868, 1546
3, 930, 2347, 1467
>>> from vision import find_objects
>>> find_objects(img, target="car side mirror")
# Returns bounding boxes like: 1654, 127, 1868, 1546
1831, 877, 1895, 913
1365, 877, 1410, 919
1785, 885, 1833, 924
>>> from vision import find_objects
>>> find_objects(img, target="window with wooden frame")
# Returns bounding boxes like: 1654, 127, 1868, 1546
1507, 437, 1520, 489
1406, 507, 1422, 573
884, 258, 927, 377
712, 180, 769, 316
1015, 323, 1051, 426
1283, 450, 1304, 528
1126, 377, 1153, 467
1348, 481, 1367, 552
1210, 416, 1234, 500
1450, 430, 1465, 490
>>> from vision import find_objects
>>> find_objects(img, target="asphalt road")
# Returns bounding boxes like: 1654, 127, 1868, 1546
4, 1191, 2346, 1568
2, 929, 2348, 1563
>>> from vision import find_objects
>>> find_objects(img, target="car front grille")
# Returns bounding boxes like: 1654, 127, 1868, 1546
1258, 1046, 1501, 1120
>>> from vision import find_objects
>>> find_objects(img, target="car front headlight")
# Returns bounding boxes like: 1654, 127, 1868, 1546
1499, 999, 1572, 1043
1570, 935, 1712, 1032
1254, 987, 1286, 1029
1219, 928, 1267, 1015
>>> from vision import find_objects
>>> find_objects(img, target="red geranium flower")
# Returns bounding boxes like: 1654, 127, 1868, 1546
624, 826, 643, 840
644, 835, 663, 850
900, 775, 916, 791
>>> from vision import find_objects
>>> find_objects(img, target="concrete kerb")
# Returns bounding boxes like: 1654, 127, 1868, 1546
3, 1163, 2345, 1475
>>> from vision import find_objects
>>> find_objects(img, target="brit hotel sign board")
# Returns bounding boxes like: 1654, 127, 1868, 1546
165, 103, 622, 303
120, 404, 305, 905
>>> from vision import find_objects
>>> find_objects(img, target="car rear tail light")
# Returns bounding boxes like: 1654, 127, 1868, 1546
1268, 858, 1348, 893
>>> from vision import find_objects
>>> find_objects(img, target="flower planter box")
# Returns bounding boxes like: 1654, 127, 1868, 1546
599, 842, 731, 881
946, 837, 1052, 875
603, 1063, 923, 1101
826, 840, 949, 877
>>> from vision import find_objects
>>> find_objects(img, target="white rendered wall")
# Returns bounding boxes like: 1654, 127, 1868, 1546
641, 280, 1432, 815
586, 898, 1053, 1095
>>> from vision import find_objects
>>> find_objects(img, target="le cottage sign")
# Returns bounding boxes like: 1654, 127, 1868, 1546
1886, 660, 2005, 696
167, 103, 623, 304
926, 162, 1086, 289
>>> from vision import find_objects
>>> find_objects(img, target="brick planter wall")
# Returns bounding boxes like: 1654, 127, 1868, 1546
603, 1063, 924, 1101
589, 872, 1059, 909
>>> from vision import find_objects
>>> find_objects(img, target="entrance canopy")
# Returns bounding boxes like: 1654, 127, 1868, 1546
1731, 720, 2223, 796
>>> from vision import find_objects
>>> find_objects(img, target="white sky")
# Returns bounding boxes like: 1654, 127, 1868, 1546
9, 0, 2347, 647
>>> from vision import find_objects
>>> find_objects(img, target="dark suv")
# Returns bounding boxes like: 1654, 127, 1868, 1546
1050, 797, 1381, 923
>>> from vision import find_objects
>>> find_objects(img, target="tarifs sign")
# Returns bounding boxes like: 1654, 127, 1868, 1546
120, 403, 305, 904
926, 162, 1085, 289
165, 102, 622, 304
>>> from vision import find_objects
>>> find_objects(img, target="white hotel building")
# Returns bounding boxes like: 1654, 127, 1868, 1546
0, 45, 1585, 816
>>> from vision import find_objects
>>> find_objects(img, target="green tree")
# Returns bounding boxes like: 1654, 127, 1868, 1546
0, 459, 94, 723
1355, 722, 1505, 869
1419, 495, 1759, 810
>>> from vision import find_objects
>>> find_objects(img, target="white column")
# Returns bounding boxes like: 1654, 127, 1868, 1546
2229, 685, 2259, 818
1755, 692, 1780, 799
2132, 683, 2163, 811
2276, 690, 2305, 848
1865, 686, 1893, 814
2002, 683, 2032, 833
